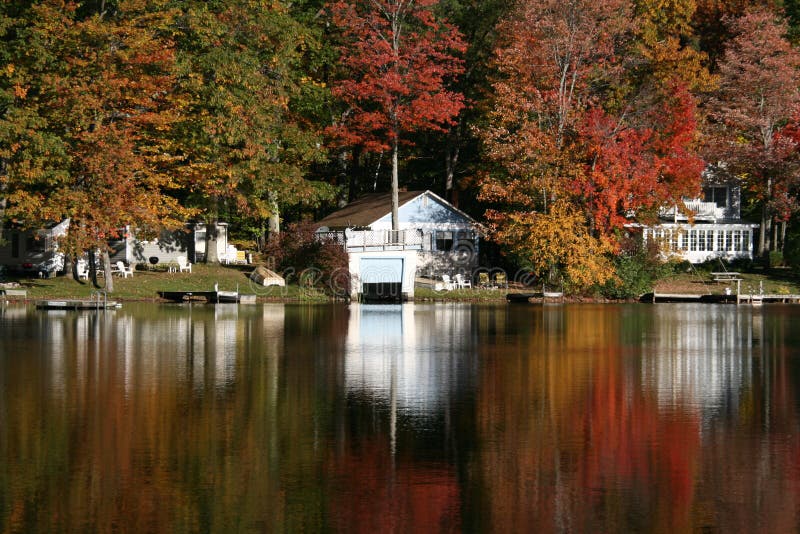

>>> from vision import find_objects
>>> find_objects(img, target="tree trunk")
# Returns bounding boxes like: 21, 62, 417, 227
0, 158, 7, 247
102, 250, 114, 293
268, 193, 280, 238
65, 255, 75, 281
88, 249, 99, 287
773, 221, 779, 254
781, 221, 787, 252
205, 220, 220, 264
391, 139, 399, 231
445, 135, 460, 207
759, 205, 770, 256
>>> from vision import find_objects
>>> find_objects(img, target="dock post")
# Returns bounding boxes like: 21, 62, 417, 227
736, 279, 741, 305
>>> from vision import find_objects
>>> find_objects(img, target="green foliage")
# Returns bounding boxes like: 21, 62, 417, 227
600, 239, 669, 299
770, 249, 785, 268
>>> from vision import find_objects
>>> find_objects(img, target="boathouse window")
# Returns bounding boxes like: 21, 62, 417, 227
435, 231, 454, 252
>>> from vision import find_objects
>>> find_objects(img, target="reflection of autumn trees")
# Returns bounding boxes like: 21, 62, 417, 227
470, 306, 800, 532
0, 304, 350, 532
326, 439, 460, 533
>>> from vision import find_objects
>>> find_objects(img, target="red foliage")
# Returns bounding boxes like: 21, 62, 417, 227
575, 83, 705, 235
326, 0, 466, 152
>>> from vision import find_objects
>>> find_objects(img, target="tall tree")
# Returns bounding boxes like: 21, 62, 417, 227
172, 0, 332, 260
2, 0, 187, 290
478, 0, 704, 288
709, 7, 800, 256
327, 0, 466, 230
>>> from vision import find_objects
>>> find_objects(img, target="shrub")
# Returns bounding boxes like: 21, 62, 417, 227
769, 250, 785, 268
264, 222, 349, 293
600, 238, 669, 299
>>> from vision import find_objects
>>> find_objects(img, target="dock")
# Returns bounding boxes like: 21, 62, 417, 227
36, 299, 121, 310
507, 292, 564, 303
645, 292, 800, 304
158, 290, 255, 304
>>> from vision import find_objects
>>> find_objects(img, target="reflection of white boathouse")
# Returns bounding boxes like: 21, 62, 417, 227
344, 303, 475, 417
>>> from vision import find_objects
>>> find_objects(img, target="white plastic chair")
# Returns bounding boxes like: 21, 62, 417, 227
76, 259, 89, 280
115, 261, 133, 278
176, 256, 192, 273
441, 274, 454, 291
454, 273, 472, 289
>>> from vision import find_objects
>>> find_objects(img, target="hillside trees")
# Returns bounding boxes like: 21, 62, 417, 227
478, 0, 705, 289
709, 7, 800, 257
171, 1, 332, 261
326, 0, 466, 230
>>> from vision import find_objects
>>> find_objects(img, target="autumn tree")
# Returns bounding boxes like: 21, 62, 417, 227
2, 1, 187, 290
171, 0, 332, 260
708, 7, 800, 256
479, 0, 705, 289
327, 0, 466, 230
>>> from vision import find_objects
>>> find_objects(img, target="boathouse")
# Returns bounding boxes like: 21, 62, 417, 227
316, 190, 481, 300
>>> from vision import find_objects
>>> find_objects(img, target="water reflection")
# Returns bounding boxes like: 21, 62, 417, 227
1, 303, 800, 532
344, 304, 476, 417
642, 305, 756, 413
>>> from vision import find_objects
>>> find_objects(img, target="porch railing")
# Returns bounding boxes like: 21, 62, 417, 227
660, 200, 724, 221
316, 229, 424, 252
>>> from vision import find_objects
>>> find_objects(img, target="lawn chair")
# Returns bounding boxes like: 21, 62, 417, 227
115, 261, 134, 278
478, 272, 491, 288
441, 274, 455, 291
176, 256, 192, 273
76, 259, 89, 280
494, 272, 507, 289
454, 273, 472, 289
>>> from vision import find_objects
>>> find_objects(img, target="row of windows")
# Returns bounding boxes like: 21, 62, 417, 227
645, 228, 752, 253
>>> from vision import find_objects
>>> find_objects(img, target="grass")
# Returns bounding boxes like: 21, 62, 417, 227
6, 261, 800, 302
1, 263, 329, 302
653, 266, 800, 295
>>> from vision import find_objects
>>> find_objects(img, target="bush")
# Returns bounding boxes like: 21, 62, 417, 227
600, 238, 669, 300
769, 250, 785, 268
264, 222, 349, 293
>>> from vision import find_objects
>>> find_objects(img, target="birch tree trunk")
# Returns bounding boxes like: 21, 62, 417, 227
205, 220, 220, 264
102, 250, 114, 293
391, 139, 399, 231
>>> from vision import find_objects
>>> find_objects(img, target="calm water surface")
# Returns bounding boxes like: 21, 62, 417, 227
1, 302, 799, 532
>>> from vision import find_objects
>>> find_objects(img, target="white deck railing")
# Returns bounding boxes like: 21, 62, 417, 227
660, 200, 724, 221
317, 229, 424, 252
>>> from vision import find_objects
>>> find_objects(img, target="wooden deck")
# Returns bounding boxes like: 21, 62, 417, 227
158, 290, 255, 304
506, 292, 564, 303
36, 299, 121, 310
647, 292, 800, 304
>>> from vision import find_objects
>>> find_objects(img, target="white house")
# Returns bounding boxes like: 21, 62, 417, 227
108, 222, 234, 267
0, 219, 69, 276
642, 167, 759, 263
316, 190, 481, 300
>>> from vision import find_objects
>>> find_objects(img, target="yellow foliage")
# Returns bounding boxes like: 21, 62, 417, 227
490, 200, 615, 290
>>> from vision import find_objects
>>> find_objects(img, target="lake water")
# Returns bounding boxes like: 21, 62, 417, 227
1, 301, 799, 532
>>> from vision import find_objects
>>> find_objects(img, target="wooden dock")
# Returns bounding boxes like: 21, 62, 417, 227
36, 299, 121, 310
646, 292, 800, 304
158, 290, 255, 304
507, 292, 565, 303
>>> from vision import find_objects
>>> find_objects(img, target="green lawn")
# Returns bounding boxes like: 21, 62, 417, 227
654, 267, 800, 296
2, 263, 327, 301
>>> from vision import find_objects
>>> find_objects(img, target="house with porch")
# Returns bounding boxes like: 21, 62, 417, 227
316, 190, 481, 300
0, 219, 69, 276
642, 166, 758, 263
